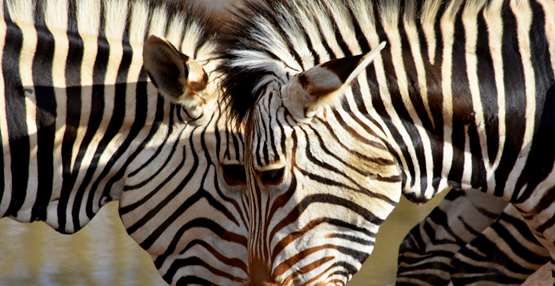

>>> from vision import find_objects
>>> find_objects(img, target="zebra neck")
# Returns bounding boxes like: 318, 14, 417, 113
0, 8, 166, 233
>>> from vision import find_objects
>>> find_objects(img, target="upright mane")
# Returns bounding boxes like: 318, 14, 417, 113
218, 0, 454, 122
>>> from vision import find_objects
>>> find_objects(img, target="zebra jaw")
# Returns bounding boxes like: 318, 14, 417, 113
283, 42, 387, 121
143, 35, 212, 125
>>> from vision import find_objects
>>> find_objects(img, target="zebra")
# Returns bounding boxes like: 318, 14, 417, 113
218, 0, 555, 285
397, 189, 550, 285
450, 204, 550, 285
1, 0, 249, 285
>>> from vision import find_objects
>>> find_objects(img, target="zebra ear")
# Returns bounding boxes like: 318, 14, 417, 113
284, 42, 386, 119
143, 35, 208, 106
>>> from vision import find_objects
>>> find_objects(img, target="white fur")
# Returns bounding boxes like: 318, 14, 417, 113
148, 7, 168, 39
44, 0, 69, 29
77, 0, 101, 36
420, 0, 443, 64
128, 0, 149, 45
166, 17, 185, 48
483, 0, 506, 184
104, 0, 129, 40
6, 0, 34, 23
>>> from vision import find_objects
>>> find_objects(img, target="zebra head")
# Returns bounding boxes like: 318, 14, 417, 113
239, 48, 403, 286
219, 3, 403, 283
118, 25, 249, 286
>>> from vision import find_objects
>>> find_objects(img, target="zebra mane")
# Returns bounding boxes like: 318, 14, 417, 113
218, 0, 463, 123
4, 0, 216, 60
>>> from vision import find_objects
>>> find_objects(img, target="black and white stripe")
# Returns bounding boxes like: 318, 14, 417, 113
397, 190, 550, 286
1, 0, 248, 285
451, 204, 550, 286
219, 0, 555, 284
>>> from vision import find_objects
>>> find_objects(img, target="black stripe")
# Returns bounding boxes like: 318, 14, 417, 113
3, 13, 29, 216
424, 3, 446, 194
399, 20, 435, 132
214, 105, 223, 163
31, 15, 57, 221
268, 95, 281, 163
254, 115, 265, 167
58, 27, 86, 232
493, 6, 527, 197
447, 10, 468, 188
476, 13, 501, 170
0, 9, 7, 212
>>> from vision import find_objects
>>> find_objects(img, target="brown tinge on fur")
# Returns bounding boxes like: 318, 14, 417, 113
248, 256, 278, 286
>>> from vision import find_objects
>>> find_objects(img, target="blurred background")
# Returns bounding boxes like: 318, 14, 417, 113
0, 198, 444, 286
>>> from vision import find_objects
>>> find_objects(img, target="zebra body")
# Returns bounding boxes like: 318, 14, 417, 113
1, 0, 248, 284
398, 189, 550, 285
219, 0, 555, 284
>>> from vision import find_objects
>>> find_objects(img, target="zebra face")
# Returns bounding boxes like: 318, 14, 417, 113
242, 51, 403, 285
117, 37, 249, 285
119, 103, 249, 285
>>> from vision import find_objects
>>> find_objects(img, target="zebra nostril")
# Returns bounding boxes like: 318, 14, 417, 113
258, 167, 285, 186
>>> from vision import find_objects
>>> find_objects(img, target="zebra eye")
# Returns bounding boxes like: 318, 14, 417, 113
259, 167, 285, 186
221, 163, 247, 187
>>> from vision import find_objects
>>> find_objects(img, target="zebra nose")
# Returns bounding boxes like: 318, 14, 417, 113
257, 166, 285, 186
